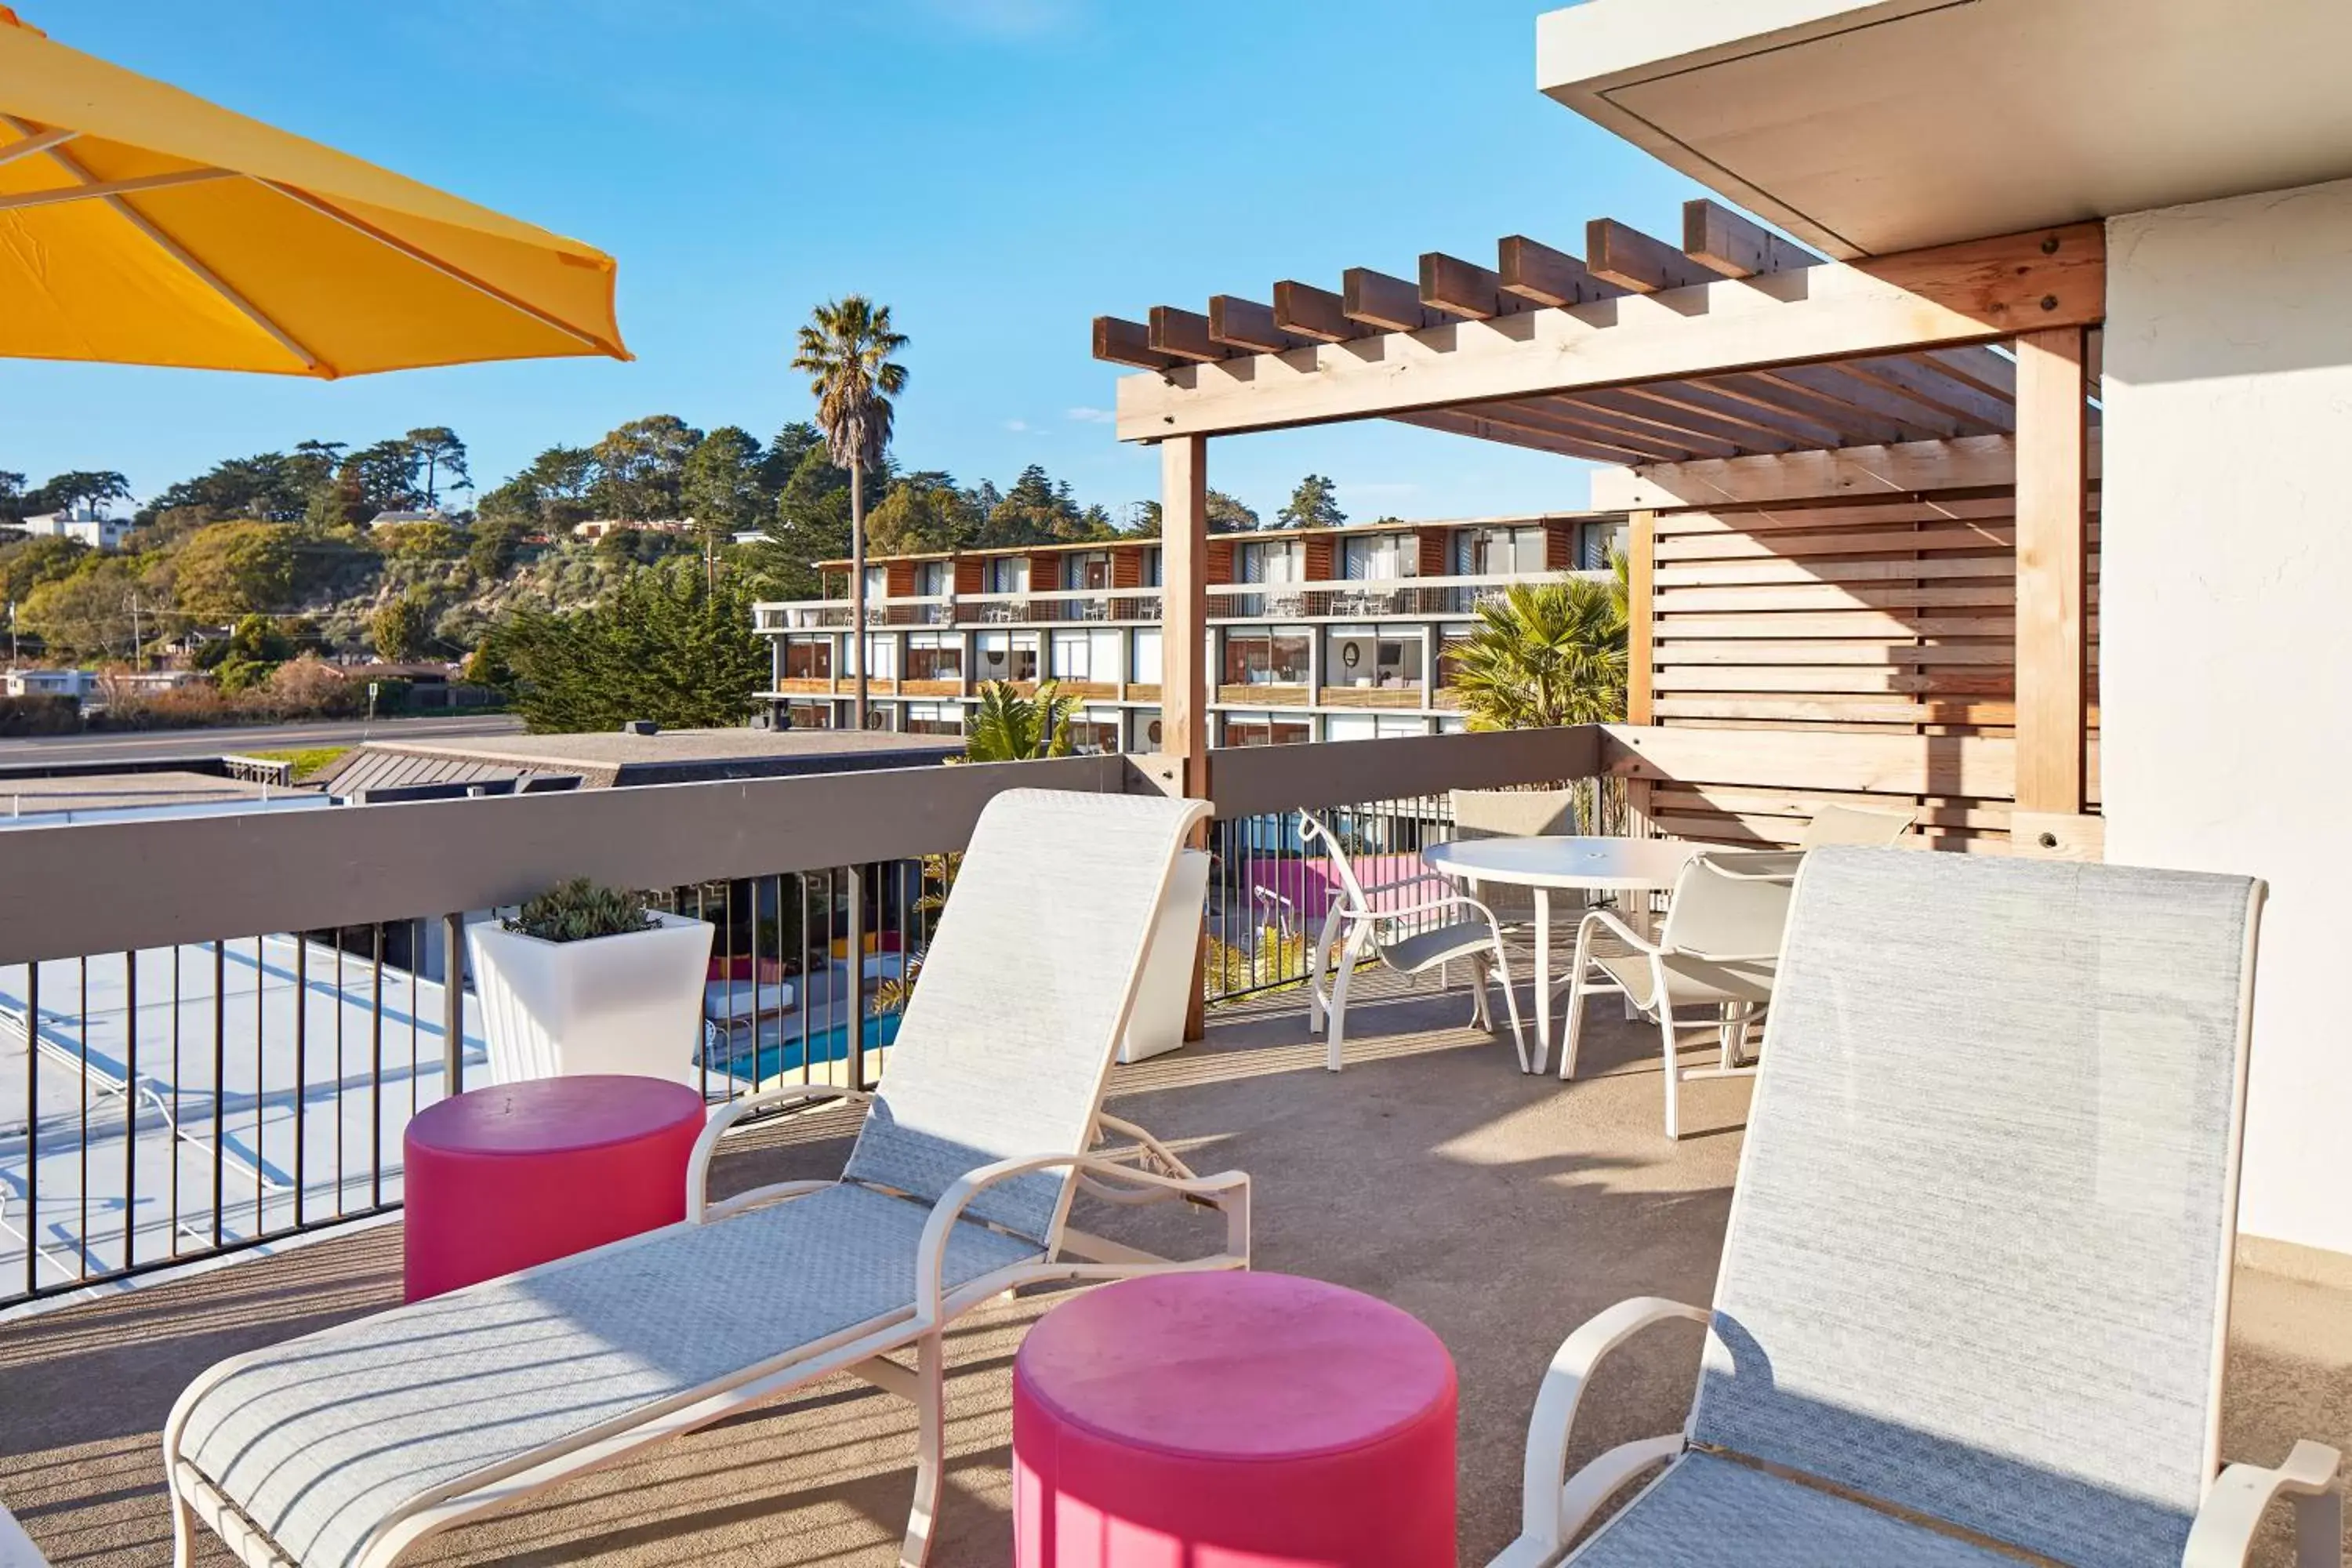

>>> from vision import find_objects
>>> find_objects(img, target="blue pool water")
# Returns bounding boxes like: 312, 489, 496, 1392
708, 1012, 902, 1086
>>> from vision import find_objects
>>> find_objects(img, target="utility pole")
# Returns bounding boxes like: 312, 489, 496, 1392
5, 601, 15, 668
128, 591, 143, 672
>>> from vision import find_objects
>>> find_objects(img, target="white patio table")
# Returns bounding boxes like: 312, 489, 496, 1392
1421, 835, 1700, 1072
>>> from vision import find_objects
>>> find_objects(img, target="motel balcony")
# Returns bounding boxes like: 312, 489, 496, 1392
751, 568, 1602, 633
2, 728, 2350, 1566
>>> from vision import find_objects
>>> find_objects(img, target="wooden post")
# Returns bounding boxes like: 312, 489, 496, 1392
1159, 436, 1212, 1040
2013, 327, 2089, 818
1160, 436, 1211, 794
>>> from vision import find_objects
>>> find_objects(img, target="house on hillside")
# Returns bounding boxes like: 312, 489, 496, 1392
572, 517, 695, 540
18, 507, 129, 549
3, 667, 100, 701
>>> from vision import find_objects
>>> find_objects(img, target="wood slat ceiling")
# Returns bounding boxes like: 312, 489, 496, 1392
1094, 199, 2095, 463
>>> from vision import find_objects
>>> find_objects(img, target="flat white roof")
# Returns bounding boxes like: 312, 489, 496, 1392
1537, 0, 2352, 255
0, 936, 478, 1305
0, 936, 887, 1314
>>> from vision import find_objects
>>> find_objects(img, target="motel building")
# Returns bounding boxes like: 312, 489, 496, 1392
753, 514, 1628, 748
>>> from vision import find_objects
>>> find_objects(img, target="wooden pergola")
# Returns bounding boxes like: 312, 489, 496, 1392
1094, 199, 2100, 860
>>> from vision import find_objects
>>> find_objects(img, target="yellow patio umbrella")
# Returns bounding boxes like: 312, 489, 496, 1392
0, 5, 626, 377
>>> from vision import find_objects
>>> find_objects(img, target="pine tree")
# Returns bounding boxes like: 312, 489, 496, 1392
494, 561, 766, 733
1277, 474, 1345, 529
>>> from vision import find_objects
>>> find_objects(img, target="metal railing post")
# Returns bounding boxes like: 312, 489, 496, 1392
21, 960, 36, 1299
846, 867, 868, 1088
441, 913, 465, 1096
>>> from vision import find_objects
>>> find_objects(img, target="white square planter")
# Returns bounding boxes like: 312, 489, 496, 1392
1119, 849, 1210, 1065
466, 910, 715, 1087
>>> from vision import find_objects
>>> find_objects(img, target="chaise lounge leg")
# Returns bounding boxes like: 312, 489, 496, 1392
1660, 1009, 1682, 1141
900, 1331, 947, 1568
172, 1490, 196, 1568
1326, 956, 1355, 1073
1324, 925, 1367, 1073
2298, 1485, 2343, 1568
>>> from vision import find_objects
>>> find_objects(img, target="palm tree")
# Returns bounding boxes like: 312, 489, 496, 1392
1447, 559, 1629, 731
791, 296, 909, 729
963, 679, 1077, 761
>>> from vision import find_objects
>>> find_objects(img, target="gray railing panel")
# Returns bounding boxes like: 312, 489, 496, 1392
0, 753, 1134, 964
1204, 725, 1600, 818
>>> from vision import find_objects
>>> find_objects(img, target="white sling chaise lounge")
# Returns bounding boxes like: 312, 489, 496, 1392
1494, 846, 2343, 1568
164, 789, 1250, 1568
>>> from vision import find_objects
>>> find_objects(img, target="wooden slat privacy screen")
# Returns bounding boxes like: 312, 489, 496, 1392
1624, 440, 2100, 852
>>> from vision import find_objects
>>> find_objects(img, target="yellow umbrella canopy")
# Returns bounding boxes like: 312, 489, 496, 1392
0, 6, 626, 377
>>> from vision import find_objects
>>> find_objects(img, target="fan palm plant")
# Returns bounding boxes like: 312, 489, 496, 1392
1447, 559, 1630, 730
791, 296, 909, 729
964, 679, 1078, 761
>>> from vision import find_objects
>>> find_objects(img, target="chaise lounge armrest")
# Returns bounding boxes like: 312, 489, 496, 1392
688, 1084, 875, 1222
915, 1151, 1251, 1323
1490, 1295, 1711, 1568
2183, 1439, 2343, 1568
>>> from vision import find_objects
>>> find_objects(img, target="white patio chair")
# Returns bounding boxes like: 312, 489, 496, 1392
1798, 800, 1916, 845
1704, 801, 1920, 886
1493, 848, 2343, 1568
1555, 853, 1788, 1137
1303, 811, 1526, 1074
1450, 787, 1582, 933
163, 789, 1249, 1568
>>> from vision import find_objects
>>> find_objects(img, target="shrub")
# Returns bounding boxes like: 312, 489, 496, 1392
505, 879, 658, 943
0, 695, 80, 736
255, 654, 365, 720
91, 684, 238, 731
172, 521, 303, 619
368, 593, 431, 660
214, 656, 275, 695
377, 521, 463, 559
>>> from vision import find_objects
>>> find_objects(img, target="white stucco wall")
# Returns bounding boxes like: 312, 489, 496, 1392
2103, 178, 2352, 1257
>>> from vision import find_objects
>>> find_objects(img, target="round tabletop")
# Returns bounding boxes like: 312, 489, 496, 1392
1422, 833, 1700, 891
406, 1074, 706, 1157
1014, 1271, 1454, 1461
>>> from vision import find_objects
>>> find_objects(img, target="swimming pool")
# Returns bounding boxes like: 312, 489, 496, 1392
703, 1011, 902, 1087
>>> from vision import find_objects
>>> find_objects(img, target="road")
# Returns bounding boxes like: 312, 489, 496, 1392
0, 713, 524, 768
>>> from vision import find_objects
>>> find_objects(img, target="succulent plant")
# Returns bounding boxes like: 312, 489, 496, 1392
503, 878, 659, 944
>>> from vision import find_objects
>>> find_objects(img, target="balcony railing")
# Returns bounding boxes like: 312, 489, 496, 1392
752, 570, 1608, 632
0, 728, 1604, 1311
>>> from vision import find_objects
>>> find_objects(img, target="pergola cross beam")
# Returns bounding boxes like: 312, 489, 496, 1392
1109, 223, 2100, 443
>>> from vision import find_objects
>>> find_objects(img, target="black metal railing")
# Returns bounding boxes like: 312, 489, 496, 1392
0, 862, 963, 1310
1201, 774, 1624, 1003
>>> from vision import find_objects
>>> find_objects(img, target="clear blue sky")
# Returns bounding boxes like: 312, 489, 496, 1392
3, 0, 1703, 524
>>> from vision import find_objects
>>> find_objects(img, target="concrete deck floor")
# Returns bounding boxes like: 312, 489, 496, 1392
2, 975, 2347, 1566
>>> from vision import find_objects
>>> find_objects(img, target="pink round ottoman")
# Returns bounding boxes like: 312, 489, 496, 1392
1013, 1271, 1457, 1568
402, 1074, 706, 1302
